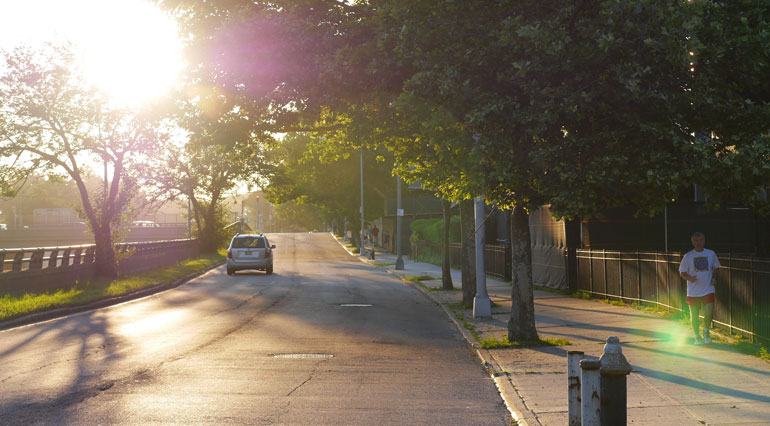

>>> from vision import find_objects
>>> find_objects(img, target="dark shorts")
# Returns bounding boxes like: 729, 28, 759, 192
686, 293, 715, 308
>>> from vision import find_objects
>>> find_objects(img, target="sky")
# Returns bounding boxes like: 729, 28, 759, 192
0, 0, 184, 107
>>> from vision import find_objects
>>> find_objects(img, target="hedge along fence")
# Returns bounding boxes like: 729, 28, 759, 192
409, 217, 461, 266
576, 249, 770, 345
409, 217, 461, 245
0, 239, 200, 295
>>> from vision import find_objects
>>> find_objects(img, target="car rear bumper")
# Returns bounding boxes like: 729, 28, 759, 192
227, 258, 272, 270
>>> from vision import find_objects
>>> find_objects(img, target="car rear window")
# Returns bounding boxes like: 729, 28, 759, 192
232, 237, 266, 249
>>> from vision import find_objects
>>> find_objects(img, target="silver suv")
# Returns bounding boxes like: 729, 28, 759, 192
226, 234, 275, 275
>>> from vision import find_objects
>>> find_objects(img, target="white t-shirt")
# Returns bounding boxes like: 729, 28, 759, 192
678, 248, 721, 297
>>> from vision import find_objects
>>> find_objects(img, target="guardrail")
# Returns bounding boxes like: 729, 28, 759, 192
0, 239, 199, 295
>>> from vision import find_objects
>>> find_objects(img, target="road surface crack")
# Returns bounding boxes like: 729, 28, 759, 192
286, 376, 313, 396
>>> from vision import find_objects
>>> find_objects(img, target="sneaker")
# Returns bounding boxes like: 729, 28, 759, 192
703, 331, 712, 344
694, 336, 704, 345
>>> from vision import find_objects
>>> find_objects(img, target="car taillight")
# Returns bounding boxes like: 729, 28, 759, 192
227, 251, 232, 259
265, 250, 270, 258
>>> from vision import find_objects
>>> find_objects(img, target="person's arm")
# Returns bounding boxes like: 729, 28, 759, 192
680, 271, 697, 282
711, 254, 720, 285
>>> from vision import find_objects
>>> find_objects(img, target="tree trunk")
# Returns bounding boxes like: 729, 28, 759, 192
199, 205, 219, 253
460, 199, 476, 307
508, 206, 539, 341
350, 226, 361, 249
441, 199, 454, 290
93, 225, 118, 278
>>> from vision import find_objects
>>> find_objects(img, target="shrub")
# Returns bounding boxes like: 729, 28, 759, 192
410, 216, 460, 244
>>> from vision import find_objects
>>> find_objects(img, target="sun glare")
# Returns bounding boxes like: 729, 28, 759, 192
0, 0, 183, 108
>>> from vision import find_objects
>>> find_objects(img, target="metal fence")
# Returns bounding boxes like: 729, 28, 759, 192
414, 240, 511, 281
0, 239, 199, 295
576, 249, 770, 345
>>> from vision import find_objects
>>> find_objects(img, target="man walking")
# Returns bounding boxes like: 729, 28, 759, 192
679, 232, 721, 345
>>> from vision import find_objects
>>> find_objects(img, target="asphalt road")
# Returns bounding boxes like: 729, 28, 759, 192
0, 232, 510, 425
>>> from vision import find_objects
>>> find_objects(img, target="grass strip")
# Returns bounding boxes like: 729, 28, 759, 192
481, 335, 572, 349
0, 251, 225, 322
404, 275, 439, 283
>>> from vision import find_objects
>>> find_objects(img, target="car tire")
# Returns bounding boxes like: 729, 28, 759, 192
227, 268, 234, 276
266, 265, 273, 275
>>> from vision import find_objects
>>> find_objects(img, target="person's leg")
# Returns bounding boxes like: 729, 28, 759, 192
702, 302, 714, 342
690, 303, 701, 339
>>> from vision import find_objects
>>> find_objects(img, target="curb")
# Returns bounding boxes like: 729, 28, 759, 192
331, 233, 537, 425
0, 261, 225, 331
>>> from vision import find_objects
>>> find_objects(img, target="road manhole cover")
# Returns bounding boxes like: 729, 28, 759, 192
340, 304, 373, 307
273, 354, 334, 359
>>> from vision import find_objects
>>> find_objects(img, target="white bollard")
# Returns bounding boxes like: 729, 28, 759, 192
580, 358, 601, 426
568, 351, 585, 426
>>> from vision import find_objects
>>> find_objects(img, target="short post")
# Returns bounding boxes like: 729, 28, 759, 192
600, 336, 633, 426
580, 358, 601, 426
568, 350, 585, 426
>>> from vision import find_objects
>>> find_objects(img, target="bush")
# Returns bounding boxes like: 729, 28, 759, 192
410, 216, 460, 244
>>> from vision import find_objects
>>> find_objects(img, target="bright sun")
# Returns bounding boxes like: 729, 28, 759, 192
0, 0, 183, 108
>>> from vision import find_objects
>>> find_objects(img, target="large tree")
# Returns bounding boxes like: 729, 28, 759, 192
141, 90, 273, 253
265, 132, 394, 248
164, 0, 770, 342
0, 44, 165, 277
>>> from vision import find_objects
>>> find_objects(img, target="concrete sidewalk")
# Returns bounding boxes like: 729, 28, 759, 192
352, 240, 770, 425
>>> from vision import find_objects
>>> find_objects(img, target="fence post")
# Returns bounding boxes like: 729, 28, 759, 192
505, 243, 512, 281
618, 251, 624, 301
47, 249, 59, 269
580, 358, 601, 426
637, 250, 641, 303
84, 247, 95, 264
61, 249, 71, 267
568, 350, 585, 426
73, 248, 83, 266
603, 249, 608, 296
30, 250, 43, 270
600, 336, 633, 425
728, 254, 733, 336
750, 257, 754, 343
0, 251, 5, 273
589, 249, 594, 294
664, 252, 670, 312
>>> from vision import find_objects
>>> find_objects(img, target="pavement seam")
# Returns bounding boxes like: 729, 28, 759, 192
331, 233, 536, 426
0, 261, 225, 331
632, 371, 707, 424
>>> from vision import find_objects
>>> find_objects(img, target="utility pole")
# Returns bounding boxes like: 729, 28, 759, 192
360, 147, 365, 256
187, 197, 191, 238
395, 176, 404, 270
473, 197, 492, 318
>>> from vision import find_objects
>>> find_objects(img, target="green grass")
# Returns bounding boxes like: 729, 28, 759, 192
351, 248, 360, 254
404, 275, 439, 283
573, 290, 591, 299
0, 251, 225, 322
456, 312, 481, 341
480, 335, 573, 349
603, 298, 626, 307
373, 262, 395, 267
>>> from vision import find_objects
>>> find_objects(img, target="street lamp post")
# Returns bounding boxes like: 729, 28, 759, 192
395, 176, 404, 270
360, 147, 365, 256
187, 197, 191, 238
473, 197, 492, 318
